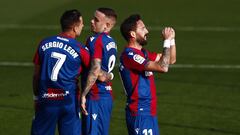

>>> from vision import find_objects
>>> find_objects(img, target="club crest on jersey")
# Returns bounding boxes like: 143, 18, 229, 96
133, 54, 145, 64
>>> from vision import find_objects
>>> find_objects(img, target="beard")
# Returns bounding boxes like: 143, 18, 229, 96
136, 35, 148, 46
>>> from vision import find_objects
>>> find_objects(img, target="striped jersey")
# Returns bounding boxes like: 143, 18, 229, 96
83, 32, 117, 100
119, 47, 158, 116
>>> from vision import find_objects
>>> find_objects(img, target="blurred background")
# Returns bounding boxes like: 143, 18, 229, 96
0, 0, 239, 134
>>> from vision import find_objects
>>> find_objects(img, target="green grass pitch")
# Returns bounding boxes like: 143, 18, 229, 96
0, 0, 240, 134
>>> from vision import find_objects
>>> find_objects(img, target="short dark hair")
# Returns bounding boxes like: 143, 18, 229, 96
60, 9, 82, 32
97, 7, 117, 21
120, 14, 141, 41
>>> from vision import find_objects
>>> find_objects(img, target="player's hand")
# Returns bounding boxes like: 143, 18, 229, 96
81, 96, 88, 115
33, 95, 39, 113
169, 28, 175, 40
162, 27, 173, 40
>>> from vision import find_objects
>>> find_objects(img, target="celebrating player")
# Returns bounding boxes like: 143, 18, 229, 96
119, 14, 176, 135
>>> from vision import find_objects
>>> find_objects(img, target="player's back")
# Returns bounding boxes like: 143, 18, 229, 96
85, 32, 117, 99
34, 34, 85, 105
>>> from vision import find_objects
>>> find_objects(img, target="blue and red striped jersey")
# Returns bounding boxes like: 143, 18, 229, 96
119, 47, 158, 116
84, 32, 117, 100
33, 33, 90, 105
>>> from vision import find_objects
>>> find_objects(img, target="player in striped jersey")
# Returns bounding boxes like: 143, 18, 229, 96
119, 14, 176, 135
81, 8, 117, 135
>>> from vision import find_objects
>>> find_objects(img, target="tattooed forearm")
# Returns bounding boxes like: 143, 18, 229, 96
98, 70, 112, 82
82, 59, 101, 97
158, 47, 170, 71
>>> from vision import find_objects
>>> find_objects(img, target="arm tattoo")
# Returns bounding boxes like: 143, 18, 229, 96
82, 59, 101, 96
99, 70, 112, 82
158, 47, 170, 69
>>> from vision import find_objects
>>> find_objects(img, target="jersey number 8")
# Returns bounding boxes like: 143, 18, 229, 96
108, 55, 116, 72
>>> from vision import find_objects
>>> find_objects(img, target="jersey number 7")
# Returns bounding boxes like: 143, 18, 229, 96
51, 52, 66, 81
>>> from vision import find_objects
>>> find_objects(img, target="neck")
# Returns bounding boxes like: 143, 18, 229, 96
128, 39, 142, 50
61, 31, 76, 38
103, 28, 110, 34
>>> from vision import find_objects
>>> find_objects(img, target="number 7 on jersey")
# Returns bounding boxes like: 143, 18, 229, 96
51, 52, 66, 81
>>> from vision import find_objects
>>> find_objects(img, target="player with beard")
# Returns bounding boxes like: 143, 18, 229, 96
119, 14, 176, 135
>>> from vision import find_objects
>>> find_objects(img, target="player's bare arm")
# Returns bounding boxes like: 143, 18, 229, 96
81, 58, 113, 96
81, 59, 101, 115
169, 28, 176, 64
82, 59, 101, 97
158, 47, 170, 71
81, 58, 113, 115
145, 27, 173, 72
156, 28, 176, 64
98, 70, 114, 82
145, 48, 170, 72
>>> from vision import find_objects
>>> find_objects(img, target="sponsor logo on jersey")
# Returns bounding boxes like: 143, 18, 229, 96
42, 88, 69, 100
84, 46, 89, 51
90, 36, 95, 42
105, 86, 112, 91
119, 63, 124, 71
92, 113, 98, 120
133, 54, 145, 64
135, 128, 139, 134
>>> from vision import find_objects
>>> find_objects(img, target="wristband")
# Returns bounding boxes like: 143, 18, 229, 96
33, 95, 38, 101
170, 39, 175, 46
110, 72, 114, 80
163, 39, 171, 48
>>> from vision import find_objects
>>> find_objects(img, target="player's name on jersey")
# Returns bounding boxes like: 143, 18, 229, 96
41, 41, 79, 59
106, 42, 117, 51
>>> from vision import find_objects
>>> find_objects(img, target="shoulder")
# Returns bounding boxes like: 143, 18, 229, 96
102, 33, 115, 42
40, 35, 57, 43
78, 43, 89, 51
121, 47, 138, 59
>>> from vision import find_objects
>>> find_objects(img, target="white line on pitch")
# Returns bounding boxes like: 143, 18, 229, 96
1, 24, 240, 32
0, 62, 240, 69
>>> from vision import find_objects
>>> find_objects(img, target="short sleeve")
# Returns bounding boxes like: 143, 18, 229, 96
92, 35, 103, 59
33, 44, 41, 65
80, 45, 90, 68
145, 50, 158, 61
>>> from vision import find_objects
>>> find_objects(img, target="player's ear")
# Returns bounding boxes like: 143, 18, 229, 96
130, 31, 136, 38
73, 26, 77, 33
73, 23, 79, 33
106, 21, 114, 30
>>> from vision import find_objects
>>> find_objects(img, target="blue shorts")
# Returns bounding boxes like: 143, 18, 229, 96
82, 97, 113, 135
126, 111, 160, 135
31, 102, 81, 135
